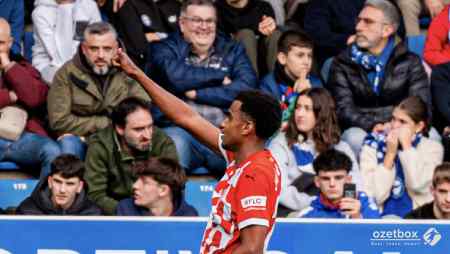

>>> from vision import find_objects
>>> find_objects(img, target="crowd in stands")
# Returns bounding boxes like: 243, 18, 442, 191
0, 0, 450, 220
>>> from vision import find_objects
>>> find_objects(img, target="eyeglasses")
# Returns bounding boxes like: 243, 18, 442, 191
182, 16, 216, 27
355, 17, 390, 26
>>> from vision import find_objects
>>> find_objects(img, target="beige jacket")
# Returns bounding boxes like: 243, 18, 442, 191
360, 137, 443, 211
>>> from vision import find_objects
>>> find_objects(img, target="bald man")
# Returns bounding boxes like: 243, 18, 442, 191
0, 18, 61, 179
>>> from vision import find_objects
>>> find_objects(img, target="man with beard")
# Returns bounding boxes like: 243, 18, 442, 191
327, 0, 430, 156
47, 21, 150, 160
84, 97, 178, 214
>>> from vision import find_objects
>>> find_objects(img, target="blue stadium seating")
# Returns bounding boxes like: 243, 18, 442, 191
0, 179, 38, 209
406, 34, 426, 59
0, 161, 19, 170
185, 178, 217, 216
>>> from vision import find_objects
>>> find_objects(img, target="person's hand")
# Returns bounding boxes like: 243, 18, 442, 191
372, 122, 390, 133
293, 69, 311, 93
222, 76, 232, 86
340, 197, 362, 219
0, 52, 11, 70
385, 129, 399, 155
8, 91, 17, 103
347, 34, 356, 45
113, 0, 127, 12
145, 32, 161, 42
112, 48, 141, 78
425, 0, 445, 18
185, 90, 196, 100
258, 15, 276, 36
397, 127, 414, 150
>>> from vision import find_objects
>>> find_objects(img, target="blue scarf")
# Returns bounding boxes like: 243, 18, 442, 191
291, 140, 316, 170
363, 132, 422, 217
351, 37, 395, 95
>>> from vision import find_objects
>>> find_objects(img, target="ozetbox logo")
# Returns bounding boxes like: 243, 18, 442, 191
370, 228, 442, 247
423, 228, 442, 246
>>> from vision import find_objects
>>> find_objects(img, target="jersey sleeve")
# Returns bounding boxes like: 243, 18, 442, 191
234, 166, 274, 230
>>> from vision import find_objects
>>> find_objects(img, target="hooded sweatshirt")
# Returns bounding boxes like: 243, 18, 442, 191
16, 178, 102, 215
31, 0, 101, 84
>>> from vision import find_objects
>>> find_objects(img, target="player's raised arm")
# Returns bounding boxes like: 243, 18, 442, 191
114, 48, 221, 154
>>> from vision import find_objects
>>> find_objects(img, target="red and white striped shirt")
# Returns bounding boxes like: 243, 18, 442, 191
200, 137, 281, 253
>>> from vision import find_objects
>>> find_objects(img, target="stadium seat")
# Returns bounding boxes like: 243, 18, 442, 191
0, 179, 38, 210
0, 162, 19, 171
185, 178, 217, 216
320, 57, 334, 83
406, 34, 426, 59
23, 31, 34, 62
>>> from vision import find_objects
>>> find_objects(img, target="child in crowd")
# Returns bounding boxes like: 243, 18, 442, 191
260, 30, 322, 130
268, 88, 361, 216
360, 96, 444, 218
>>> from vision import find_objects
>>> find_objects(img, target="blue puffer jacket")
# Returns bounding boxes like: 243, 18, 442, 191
298, 192, 381, 219
147, 31, 257, 109
0, 0, 24, 54
116, 196, 199, 216
259, 72, 323, 101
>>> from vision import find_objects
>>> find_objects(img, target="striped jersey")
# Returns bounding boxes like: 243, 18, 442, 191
200, 136, 281, 253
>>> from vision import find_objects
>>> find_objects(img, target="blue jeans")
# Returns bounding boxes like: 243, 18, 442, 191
0, 132, 61, 178
163, 126, 226, 175
58, 135, 87, 160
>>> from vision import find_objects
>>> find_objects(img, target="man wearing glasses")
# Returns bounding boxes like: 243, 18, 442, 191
328, 0, 430, 156
147, 0, 257, 176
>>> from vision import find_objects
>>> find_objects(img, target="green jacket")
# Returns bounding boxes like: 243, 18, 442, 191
84, 126, 178, 215
47, 49, 150, 136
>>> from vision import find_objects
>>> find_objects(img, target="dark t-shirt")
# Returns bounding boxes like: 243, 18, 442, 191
404, 202, 437, 219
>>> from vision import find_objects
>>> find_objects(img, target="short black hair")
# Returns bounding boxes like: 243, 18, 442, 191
278, 30, 314, 54
180, 0, 216, 15
313, 149, 352, 175
111, 97, 151, 128
49, 154, 85, 180
235, 90, 281, 140
132, 157, 186, 203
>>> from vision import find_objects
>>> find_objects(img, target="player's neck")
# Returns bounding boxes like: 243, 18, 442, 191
234, 140, 265, 165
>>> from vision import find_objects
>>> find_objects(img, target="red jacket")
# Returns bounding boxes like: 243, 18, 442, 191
0, 54, 49, 136
424, 6, 450, 66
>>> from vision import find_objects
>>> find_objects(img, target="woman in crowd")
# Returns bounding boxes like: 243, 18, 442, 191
268, 87, 361, 216
360, 96, 444, 218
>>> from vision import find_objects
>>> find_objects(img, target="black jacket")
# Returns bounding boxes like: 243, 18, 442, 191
404, 202, 437, 219
328, 41, 430, 131
16, 179, 102, 215
116, 196, 198, 216
114, 0, 181, 69
215, 0, 275, 36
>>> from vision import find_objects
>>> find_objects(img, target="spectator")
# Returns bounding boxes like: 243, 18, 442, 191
405, 162, 450, 219
303, 0, 365, 66
268, 88, 361, 216
16, 154, 102, 215
116, 157, 198, 216
0, 18, 60, 178
260, 29, 322, 129
423, 4, 450, 66
32, 0, 102, 84
215, 0, 281, 75
147, 0, 257, 174
360, 96, 443, 218
396, 0, 450, 36
47, 21, 150, 160
297, 149, 380, 219
328, 0, 430, 156
113, 0, 181, 69
0, 0, 24, 54
85, 97, 177, 215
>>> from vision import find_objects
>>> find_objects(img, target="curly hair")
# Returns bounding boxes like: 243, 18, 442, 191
286, 88, 341, 153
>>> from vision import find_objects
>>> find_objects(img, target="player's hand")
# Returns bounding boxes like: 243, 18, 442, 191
293, 69, 311, 93
222, 76, 232, 86
112, 48, 141, 78
347, 34, 356, 45
0, 51, 11, 70
397, 127, 414, 150
8, 91, 17, 103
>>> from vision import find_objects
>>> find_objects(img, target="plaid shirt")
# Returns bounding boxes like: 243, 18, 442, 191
185, 49, 226, 127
